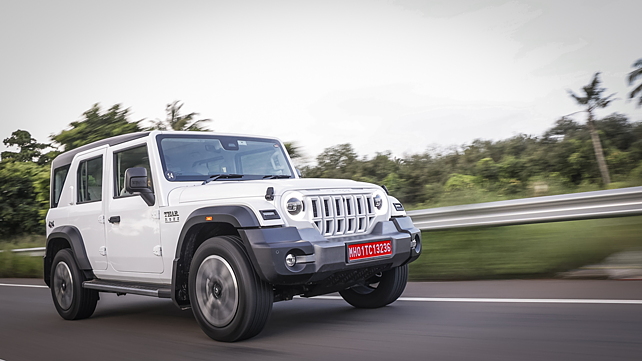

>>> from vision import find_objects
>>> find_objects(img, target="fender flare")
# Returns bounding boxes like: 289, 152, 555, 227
173, 205, 261, 258
171, 205, 261, 306
44, 225, 92, 286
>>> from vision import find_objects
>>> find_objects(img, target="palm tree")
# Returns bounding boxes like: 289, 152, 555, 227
568, 73, 616, 185
628, 59, 642, 107
152, 101, 211, 131
284, 142, 302, 160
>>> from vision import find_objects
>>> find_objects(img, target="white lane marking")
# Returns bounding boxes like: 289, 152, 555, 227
303, 295, 642, 305
0, 283, 48, 289
2, 283, 641, 305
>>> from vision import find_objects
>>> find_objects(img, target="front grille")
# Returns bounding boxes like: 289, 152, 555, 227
307, 194, 376, 237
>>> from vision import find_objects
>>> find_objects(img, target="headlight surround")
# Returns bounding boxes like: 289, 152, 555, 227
371, 189, 388, 214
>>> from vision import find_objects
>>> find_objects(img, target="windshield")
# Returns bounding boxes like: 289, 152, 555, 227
156, 134, 294, 181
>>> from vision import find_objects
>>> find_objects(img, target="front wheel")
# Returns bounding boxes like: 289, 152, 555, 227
50, 249, 98, 320
339, 264, 408, 308
189, 236, 273, 342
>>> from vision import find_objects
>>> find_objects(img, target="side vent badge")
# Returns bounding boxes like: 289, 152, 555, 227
260, 210, 281, 220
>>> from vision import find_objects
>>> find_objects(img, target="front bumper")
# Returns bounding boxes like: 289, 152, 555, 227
238, 216, 421, 289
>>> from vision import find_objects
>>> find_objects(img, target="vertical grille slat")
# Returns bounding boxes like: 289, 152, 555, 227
306, 193, 376, 237
311, 199, 319, 218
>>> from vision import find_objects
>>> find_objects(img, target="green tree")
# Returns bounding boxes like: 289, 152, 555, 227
306, 143, 361, 179
51, 104, 143, 152
152, 101, 211, 131
0, 161, 49, 236
568, 73, 616, 185
1, 130, 49, 164
476, 157, 499, 182
628, 59, 642, 107
543, 117, 583, 142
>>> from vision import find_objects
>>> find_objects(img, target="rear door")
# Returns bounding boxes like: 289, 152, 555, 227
67, 147, 108, 270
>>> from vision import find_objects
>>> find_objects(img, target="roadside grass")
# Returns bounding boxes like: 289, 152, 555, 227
0, 235, 45, 278
2, 216, 641, 280
410, 215, 642, 280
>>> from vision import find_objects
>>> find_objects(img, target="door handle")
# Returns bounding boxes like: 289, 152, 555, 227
108, 216, 121, 224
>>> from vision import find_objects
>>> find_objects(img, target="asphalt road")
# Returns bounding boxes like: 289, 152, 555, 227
1, 279, 641, 361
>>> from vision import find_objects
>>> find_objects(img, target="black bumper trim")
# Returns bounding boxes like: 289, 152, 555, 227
239, 216, 421, 286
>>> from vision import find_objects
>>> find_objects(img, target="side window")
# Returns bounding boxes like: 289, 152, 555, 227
51, 165, 70, 208
114, 145, 153, 197
77, 156, 103, 203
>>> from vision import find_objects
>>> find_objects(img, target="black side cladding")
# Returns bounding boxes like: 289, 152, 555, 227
44, 226, 93, 286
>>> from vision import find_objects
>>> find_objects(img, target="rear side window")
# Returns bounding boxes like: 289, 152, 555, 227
77, 156, 103, 203
51, 165, 70, 208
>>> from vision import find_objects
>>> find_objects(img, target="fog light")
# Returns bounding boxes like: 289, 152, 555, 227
285, 253, 296, 267
411, 234, 421, 252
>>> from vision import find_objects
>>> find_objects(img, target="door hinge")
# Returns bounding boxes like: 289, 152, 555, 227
153, 245, 162, 257
98, 215, 105, 224
151, 209, 160, 219
99, 246, 107, 256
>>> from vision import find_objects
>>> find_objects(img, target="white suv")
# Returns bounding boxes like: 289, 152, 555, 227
44, 131, 422, 341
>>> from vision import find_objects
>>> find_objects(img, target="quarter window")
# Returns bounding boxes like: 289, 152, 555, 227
51, 165, 70, 208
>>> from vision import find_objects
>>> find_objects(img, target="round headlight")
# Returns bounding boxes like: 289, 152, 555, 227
286, 198, 303, 215
374, 194, 383, 210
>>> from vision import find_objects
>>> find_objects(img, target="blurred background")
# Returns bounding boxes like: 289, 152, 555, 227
1, 0, 641, 280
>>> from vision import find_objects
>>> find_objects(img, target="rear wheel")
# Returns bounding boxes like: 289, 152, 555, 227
189, 236, 273, 342
339, 264, 408, 308
50, 249, 98, 320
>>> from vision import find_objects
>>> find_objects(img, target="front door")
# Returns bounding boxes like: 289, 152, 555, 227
105, 143, 163, 274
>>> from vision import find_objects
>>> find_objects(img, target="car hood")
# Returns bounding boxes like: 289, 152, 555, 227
174, 178, 382, 204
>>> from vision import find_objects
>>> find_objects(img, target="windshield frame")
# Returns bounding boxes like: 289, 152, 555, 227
155, 133, 295, 182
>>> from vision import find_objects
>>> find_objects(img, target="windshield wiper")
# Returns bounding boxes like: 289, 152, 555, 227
202, 174, 244, 185
262, 175, 292, 179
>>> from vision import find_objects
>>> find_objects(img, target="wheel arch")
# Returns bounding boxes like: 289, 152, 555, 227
44, 226, 93, 287
171, 206, 260, 308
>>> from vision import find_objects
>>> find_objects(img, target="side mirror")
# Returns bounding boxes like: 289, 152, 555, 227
125, 167, 155, 206
296, 168, 302, 178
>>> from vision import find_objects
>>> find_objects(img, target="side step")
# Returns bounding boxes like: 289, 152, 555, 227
83, 279, 172, 298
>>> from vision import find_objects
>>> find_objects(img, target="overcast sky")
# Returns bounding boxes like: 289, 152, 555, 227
1, 0, 640, 162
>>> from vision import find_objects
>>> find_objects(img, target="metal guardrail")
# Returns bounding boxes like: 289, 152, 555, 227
407, 186, 642, 231
1, 247, 46, 257
5, 187, 642, 256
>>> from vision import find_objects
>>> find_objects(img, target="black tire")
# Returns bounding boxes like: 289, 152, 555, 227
50, 249, 98, 320
189, 236, 273, 342
339, 264, 408, 309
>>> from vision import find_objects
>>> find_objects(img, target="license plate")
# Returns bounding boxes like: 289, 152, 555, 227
347, 240, 392, 261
